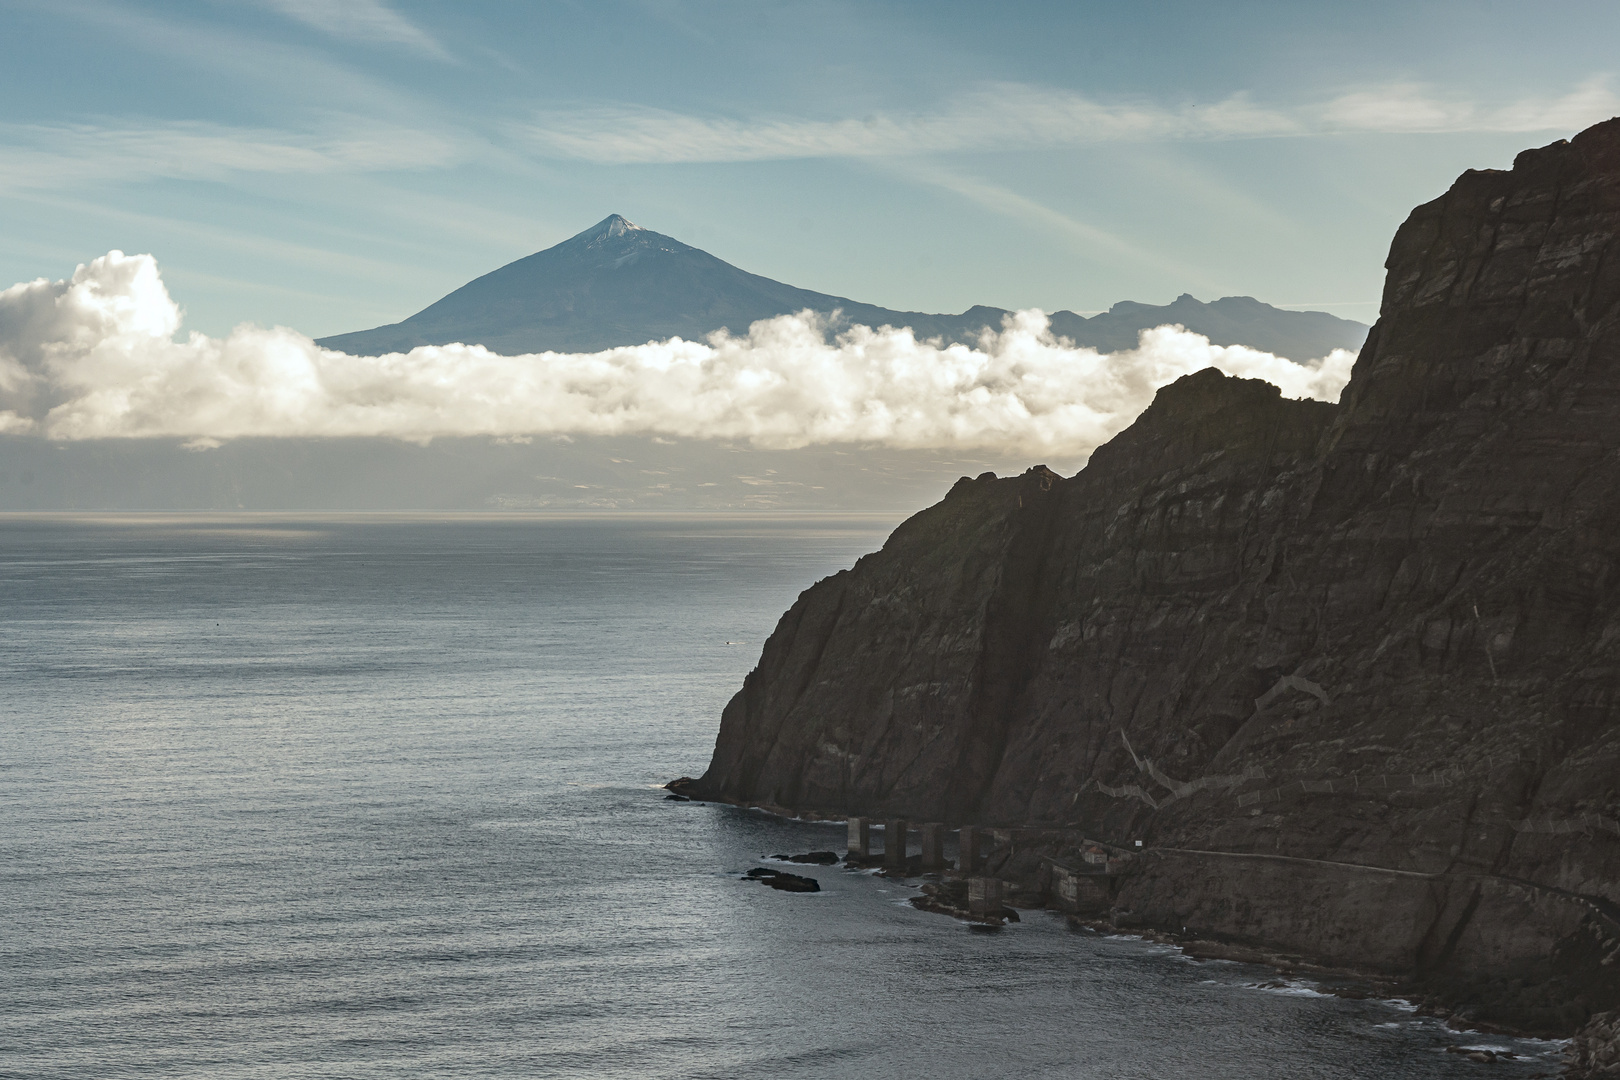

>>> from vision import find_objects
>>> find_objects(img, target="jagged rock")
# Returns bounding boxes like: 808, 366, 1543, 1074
772, 851, 840, 864
743, 867, 821, 893
683, 117, 1620, 1035
1569, 1011, 1620, 1076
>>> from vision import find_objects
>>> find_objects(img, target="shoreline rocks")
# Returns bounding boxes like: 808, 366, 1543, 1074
771, 851, 840, 865
1567, 1011, 1620, 1076
743, 867, 821, 893
909, 880, 1020, 925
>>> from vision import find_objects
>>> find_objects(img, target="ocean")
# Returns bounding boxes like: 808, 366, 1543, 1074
0, 514, 1564, 1078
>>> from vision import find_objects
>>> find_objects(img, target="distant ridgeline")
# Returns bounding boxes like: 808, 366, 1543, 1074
686, 118, 1620, 1043
316, 214, 1366, 361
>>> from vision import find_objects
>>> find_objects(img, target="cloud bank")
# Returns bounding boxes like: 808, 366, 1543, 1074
0, 252, 1354, 459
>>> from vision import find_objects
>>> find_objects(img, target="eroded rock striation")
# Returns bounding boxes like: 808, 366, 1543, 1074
688, 119, 1620, 1034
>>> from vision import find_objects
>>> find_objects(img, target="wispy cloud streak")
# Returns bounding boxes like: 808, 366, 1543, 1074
6, 78, 1609, 193
898, 165, 1217, 289
513, 78, 1620, 164
0, 120, 468, 192
258, 0, 451, 60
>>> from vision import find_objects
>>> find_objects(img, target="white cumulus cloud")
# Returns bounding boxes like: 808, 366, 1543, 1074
0, 252, 1355, 458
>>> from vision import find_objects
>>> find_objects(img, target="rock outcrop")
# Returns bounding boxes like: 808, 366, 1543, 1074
1568, 1010, 1620, 1076
689, 118, 1620, 1034
743, 867, 821, 893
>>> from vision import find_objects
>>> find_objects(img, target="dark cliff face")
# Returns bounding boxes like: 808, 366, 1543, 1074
693, 118, 1620, 1032
700, 373, 1334, 822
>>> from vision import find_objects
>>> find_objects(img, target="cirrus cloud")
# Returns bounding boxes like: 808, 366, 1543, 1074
515, 78, 1620, 165
258, 0, 451, 61
0, 119, 468, 194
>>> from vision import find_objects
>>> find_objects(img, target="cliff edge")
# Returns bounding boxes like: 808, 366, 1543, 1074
690, 118, 1620, 1035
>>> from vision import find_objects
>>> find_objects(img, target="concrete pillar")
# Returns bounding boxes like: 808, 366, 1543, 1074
1054, 866, 1079, 911
883, 818, 909, 870
968, 876, 1004, 917
919, 823, 946, 873
848, 817, 870, 857
958, 826, 983, 874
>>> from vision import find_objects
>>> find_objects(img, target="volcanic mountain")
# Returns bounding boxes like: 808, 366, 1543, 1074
316, 215, 1366, 360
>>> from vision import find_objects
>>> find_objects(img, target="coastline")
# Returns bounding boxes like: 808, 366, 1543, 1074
670, 781, 1589, 1045
683, 787, 1579, 1071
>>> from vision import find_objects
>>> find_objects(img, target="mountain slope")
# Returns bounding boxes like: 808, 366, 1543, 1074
686, 120, 1620, 1034
316, 215, 1367, 360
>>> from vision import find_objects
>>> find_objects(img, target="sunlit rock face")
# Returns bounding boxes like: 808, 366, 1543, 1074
692, 117, 1620, 1034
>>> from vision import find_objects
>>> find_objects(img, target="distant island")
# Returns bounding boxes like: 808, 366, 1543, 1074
680, 116, 1620, 1059
1, 222, 1364, 513
317, 214, 1366, 362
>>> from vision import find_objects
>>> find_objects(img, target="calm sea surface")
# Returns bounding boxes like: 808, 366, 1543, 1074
0, 515, 1565, 1078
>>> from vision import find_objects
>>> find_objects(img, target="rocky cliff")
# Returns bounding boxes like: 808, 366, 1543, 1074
688, 118, 1620, 1035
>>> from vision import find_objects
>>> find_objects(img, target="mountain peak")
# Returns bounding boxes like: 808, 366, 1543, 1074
574, 214, 642, 243
316, 215, 1367, 360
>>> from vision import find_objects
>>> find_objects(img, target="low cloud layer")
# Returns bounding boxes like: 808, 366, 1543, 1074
0, 252, 1355, 459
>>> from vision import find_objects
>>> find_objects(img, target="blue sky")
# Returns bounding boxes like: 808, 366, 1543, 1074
4, 0, 1619, 339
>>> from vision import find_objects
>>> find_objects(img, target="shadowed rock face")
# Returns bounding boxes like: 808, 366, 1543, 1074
692, 118, 1620, 1033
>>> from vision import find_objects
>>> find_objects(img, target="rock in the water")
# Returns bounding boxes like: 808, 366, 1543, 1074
743, 867, 821, 892
772, 851, 839, 864
683, 117, 1620, 1035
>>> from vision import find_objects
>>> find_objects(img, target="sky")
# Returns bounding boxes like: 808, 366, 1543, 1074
4, 0, 1620, 343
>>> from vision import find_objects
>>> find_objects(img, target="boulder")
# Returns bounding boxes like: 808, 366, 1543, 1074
743, 867, 821, 893
771, 851, 839, 864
